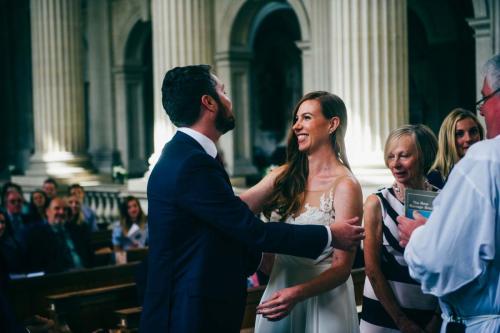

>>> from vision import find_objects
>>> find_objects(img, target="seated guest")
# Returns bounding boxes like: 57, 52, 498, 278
112, 196, 148, 251
0, 211, 28, 274
360, 125, 441, 332
42, 177, 58, 201
68, 184, 98, 231
28, 189, 48, 224
3, 190, 31, 241
428, 108, 484, 188
1, 182, 29, 215
27, 197, 93, 274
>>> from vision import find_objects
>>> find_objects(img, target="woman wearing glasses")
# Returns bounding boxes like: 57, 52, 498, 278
427, 108, 484, 188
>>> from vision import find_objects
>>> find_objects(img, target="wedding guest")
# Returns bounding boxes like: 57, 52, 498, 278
1, 182, 29, 215
399, 54, 500, 333
427, 108, 484, 188
28, 189, 48, 223
27, 197, 93, 273
0, 211, 28, 274
112, 196, 148, 251
42, 178, 58, 200
68, 184, 98, 231
360, 125, 441, 333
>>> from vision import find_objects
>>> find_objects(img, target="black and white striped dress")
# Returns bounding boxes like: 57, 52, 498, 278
359, 188, 438, 333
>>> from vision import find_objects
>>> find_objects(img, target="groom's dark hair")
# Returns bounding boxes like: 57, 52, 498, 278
161, 65, 219, 127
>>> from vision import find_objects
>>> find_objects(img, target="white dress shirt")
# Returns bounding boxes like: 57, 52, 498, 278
404, 135, 500, 332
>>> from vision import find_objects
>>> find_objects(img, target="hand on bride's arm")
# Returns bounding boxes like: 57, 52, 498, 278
256, 285, 304, 321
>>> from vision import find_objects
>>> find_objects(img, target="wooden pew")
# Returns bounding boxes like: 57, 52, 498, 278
8, 262, 140, 321
111, 269, 366, 332
241, 285, 266, 330
47, 283, 138, 333
116, 307, 142, 333
93, 247, 149, 267
125, 247, 148, 263
91, 229, 113, 252
112, 284, 266, 332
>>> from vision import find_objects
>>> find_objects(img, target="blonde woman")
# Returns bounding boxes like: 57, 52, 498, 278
241, 91, 362, 333
360, 125, 441, 333
427, 108, 484, 188
67, 194, 86, 226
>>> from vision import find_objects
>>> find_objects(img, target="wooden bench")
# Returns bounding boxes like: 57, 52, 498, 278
93, 247, 149, 267
8, 262, 140, 321
111, 269, 366, 332
115, 306, 142, 333
241, 285, 266, 329
90, 229, 113, 252
47, 283, 138, 333
125, 247, 148, 263
112, 285, 266, 332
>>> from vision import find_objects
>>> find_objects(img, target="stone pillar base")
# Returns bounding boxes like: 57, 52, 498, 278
13, 152, 103, 190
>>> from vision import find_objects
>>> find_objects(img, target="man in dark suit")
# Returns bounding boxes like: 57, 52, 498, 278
27, 197, 94, 274
140, 65, 364, 332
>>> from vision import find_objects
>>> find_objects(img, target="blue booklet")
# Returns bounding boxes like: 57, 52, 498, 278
404, 189, 438, 218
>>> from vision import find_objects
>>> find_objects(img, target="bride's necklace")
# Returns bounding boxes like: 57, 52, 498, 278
392, 180, 432, 203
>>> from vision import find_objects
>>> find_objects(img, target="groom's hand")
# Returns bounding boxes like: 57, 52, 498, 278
330, 217, 364, 250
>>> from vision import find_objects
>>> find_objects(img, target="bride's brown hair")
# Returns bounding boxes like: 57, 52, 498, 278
263, 91, 350, 220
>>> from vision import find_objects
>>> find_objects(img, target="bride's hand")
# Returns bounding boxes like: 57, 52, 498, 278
256, 286, 303, 321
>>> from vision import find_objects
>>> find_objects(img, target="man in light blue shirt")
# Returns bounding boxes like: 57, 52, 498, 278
398, 54, 500, 332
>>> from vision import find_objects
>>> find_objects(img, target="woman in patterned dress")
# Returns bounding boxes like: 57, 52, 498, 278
360, 125, 441, 333
241, 91, 362, 333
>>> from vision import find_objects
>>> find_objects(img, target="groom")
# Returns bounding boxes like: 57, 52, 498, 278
139, 65, 364, 333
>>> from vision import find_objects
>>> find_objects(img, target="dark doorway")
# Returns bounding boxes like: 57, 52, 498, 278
408, 1, 475, 134
124, 22, 154, 178
251, 7, 302, 171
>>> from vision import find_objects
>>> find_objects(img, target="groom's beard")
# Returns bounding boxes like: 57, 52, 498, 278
215, 100, 235, 134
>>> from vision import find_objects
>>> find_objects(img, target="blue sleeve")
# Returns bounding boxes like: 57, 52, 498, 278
112, 224, 123, 247
175, 154, 328, 259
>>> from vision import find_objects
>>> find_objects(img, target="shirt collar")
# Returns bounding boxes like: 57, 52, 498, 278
178, 127, 218, 158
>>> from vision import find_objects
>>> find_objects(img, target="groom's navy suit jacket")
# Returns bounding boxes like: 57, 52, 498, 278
139, 131, 329, 333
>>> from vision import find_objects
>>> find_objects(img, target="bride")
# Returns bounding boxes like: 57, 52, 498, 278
241, 91, 362, 333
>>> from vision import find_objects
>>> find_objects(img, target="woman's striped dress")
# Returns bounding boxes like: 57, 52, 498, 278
359, 187, 438, 333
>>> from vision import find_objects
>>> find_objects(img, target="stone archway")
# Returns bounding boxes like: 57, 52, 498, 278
116, 21, 153, 177
216, 1, 308, 176
250, 6, 302, 172
408, 0, 476, 133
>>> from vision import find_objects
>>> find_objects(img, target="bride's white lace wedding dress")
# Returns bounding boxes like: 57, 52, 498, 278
254, 189, 360, 333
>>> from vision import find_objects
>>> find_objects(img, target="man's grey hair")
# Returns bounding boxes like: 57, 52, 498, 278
483, 54, 500, 90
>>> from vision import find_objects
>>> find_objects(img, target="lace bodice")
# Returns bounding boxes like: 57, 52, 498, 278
285, 189, 335, 226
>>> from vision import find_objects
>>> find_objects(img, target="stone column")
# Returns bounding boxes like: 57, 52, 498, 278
330, 0, 408, 167
468, 0, 496, 101
149, 0, 214, 166
87, 0, 116, 175
27, 0, 92, 179
215, 51, 257, 177
129, 0, 215, 191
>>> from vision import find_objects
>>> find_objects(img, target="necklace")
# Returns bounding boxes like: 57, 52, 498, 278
392, 179, 433, 203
